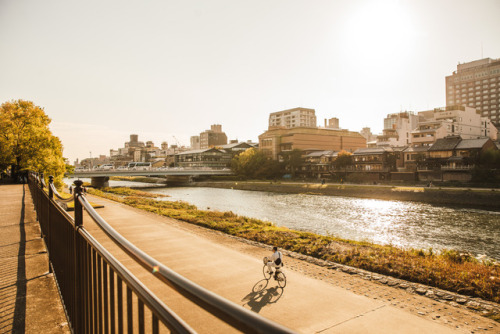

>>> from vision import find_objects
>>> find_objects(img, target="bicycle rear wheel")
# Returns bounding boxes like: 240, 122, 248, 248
276, 272, 287, 288
263, 265, 272, 280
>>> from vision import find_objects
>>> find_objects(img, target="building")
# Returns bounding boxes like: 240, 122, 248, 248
219, 142, 254, 155
423, 136, 499, 181
259, 127, 366, 160
190, 136, 201, 150
360, 127, 377, 144
175, 148, 231, 169
199, 124, 228, 149
410, 105, 497, 147
377, 111, 419, 147
268, 107, 317, 129
446, 57, 500, 129
323, 118, 339, 129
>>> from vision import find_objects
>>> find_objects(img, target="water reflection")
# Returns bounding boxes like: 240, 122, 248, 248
144, 187, 500, 260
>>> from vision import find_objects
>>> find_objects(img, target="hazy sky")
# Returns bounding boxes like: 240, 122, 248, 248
1, 0, 500, 162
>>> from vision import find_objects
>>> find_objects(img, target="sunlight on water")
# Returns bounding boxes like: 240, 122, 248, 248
72, 180, 499, 260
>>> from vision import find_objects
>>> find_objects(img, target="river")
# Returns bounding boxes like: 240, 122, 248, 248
66, 178, 500, 260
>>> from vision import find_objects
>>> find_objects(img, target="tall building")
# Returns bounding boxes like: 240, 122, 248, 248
269, 107, 317, 129
199, 124, 228, 149
446, 58, 500, 129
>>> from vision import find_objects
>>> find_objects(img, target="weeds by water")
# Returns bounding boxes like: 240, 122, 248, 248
87, 187, 500, 305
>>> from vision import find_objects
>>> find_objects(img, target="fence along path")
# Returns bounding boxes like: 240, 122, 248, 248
27, 173, 293, 334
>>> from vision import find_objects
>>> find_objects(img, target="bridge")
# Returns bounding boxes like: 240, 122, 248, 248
67, 168, 233, 187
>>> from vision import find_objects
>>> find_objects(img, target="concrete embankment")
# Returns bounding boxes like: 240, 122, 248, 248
192, 181, 500, 210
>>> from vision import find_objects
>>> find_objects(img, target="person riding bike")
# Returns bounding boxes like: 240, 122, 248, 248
266, 246, 283, 279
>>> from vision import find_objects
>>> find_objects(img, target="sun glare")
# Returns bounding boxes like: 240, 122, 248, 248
342, 1, 416, 64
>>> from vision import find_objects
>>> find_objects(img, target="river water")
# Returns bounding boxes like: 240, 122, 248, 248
66, 178, 500, 260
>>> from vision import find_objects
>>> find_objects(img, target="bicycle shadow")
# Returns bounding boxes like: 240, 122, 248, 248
241, 279, 285, 313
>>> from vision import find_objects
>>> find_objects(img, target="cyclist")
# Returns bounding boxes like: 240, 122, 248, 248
266, 246, 283, 279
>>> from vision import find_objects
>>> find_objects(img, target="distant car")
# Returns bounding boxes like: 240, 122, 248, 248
117, 166, 128, 170
101, 164, 114, 170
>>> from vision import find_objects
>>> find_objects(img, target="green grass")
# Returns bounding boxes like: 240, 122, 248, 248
87, 187, 500, 306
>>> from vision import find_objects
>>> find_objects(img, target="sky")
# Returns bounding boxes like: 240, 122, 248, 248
1, 0, 500, 163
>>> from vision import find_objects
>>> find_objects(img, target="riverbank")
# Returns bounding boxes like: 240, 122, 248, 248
192, 181, 500, 210
87, 187, 500, 317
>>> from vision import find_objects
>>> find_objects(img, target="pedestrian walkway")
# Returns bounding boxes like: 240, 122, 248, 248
0, 184, 68, 333
80, 193, 500, 333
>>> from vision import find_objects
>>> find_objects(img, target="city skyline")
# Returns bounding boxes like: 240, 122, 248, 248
1, 0, 500, 162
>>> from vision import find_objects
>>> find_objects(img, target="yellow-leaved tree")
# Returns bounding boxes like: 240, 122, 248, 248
0, 99, 66, 187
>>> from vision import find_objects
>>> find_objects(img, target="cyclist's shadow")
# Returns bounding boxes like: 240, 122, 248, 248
241, 279, 284, 313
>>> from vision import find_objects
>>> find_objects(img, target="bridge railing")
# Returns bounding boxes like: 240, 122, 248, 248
28, 173, 294, 334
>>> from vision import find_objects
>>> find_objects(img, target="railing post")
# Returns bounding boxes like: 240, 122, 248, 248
38, 173, 44, 234
47, 176, 54, 274
73, 180, 84, 333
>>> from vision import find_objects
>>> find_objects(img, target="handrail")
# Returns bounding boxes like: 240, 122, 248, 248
49, 181, 75, 202
77, 227, 196, 334
78, 190, 294, 333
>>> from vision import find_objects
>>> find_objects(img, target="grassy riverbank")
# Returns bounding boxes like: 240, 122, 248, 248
88, 187, 500, 307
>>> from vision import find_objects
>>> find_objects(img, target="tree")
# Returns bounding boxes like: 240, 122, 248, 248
0, 100, 66, 186
280, 149, 303, 177
333, 150, 353, 170
333, 150, 353, 180
231, 148, 282, 179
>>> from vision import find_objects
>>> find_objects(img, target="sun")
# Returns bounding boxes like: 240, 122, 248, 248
342, 1, 416, 64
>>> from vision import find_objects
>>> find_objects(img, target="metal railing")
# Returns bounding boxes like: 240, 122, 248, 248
28, 173, 294, 334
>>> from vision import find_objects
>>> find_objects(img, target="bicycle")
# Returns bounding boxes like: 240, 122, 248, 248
263, 257, 287, 288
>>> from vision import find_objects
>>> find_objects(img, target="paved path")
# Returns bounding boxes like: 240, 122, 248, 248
80, 193, 500, 333
0, 184, 69, 333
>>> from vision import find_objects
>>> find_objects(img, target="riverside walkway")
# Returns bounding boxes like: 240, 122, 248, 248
2, 183, 498, 333
0, 184, 68, 333
80, 193, 499, 333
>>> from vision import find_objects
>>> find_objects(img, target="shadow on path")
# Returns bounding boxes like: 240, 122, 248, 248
12, 185, 26, 334
241, 279, 284, 313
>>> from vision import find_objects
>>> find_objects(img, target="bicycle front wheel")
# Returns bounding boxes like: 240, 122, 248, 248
263, 265, 272, 280
276, 272, 287, 288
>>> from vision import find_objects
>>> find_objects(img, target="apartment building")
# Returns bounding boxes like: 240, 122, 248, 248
446, 57, 500, 129
269, 107, 317, 129
410, 105, 497, 147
